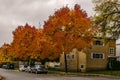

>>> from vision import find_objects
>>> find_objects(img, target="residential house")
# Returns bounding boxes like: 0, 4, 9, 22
116, 43, 120, 61
45, 62, 60, 69
60, 38, 117, 72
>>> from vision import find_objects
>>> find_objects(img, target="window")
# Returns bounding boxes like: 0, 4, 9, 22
71, 55, 74, 59
109, 47, 114, 55
92, 53, 104, 59
93, 40, 103, 46
80, 64, 84, 69
66, 54, 70, 60
66, 54, 74, 60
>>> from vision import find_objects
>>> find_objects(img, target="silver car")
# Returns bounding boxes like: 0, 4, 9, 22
31, 65, 48, 74
24, 66, 32, 72
19, 65, 27, 71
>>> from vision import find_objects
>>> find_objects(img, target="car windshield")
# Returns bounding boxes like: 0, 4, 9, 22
35, 65, 45, 69
40, 65, 45, 68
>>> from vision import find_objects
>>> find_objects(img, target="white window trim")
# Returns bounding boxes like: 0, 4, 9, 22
109, 47, 115, 56
66, 53, 75, 60
91, 53, 104, 59
80, 64, 85, 69
93, 40, 104, 46
66, 54, 71, 60
71, 54, 75, 60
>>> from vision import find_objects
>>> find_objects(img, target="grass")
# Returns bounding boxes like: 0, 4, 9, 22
47, 68, 67, 75
14, 67, 120, 77
48, 69, 120, 77
86, 70, 120, 76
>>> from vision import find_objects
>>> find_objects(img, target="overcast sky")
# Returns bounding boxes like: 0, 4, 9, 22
0, 0, 96, 46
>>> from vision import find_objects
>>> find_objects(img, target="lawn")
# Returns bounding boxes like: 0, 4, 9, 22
86, 70, 120, 76
48, 69, 120, 77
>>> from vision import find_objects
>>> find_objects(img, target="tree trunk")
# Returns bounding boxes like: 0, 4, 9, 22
64, 53, 67, 73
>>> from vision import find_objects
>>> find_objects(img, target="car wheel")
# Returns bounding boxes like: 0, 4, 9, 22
36, 71, 38, 74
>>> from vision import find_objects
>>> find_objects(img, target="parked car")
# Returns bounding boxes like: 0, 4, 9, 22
25, 66, 32, 73
2, 64, 7, 69
19, 65, 27, 71
31, 65, 48, 74
2, 63, 14, 69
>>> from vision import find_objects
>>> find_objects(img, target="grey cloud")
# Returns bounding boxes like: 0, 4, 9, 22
0, 0, 95, 46
0, 25, 13, 46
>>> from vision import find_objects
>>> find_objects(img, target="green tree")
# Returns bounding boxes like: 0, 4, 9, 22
93, 0, 120, 39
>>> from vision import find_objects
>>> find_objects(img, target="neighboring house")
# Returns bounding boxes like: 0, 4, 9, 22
45, 62, 60, 68
60, 38, 117, 72
116, 44, 120, 61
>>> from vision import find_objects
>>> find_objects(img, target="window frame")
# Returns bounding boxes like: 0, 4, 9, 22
91, 53, 104, 59
66, 54, 71, 60
80, 64, 85, 69
71, 54, 74, 60
93, 40, 104, 46
109, 47, 115, 56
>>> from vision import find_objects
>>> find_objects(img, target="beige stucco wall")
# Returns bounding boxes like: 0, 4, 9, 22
60, 39, 116, 72
60, 53, 65, 71
78, 51, 86, 72
60, 49, 78, 72
86, 39, 116, 71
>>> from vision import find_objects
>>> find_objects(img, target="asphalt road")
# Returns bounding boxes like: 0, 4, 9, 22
0, 68, 120, 80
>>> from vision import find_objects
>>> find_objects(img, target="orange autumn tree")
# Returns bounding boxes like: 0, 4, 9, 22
11, 23, 55, 63
40, 34, 57, 61
12, 24, 38, 61
31, 29, 58, 61
0, 43, 11, 63
29, 29, 54, 61
43, 4, 96, 72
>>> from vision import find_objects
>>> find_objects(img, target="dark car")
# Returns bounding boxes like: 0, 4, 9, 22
31, 65, 48, 74
7, 63, 14, 69
2, 64, 8, 69
2, 63, 14, 69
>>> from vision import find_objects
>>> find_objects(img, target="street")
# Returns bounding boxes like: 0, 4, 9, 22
0, 68, 120, 80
